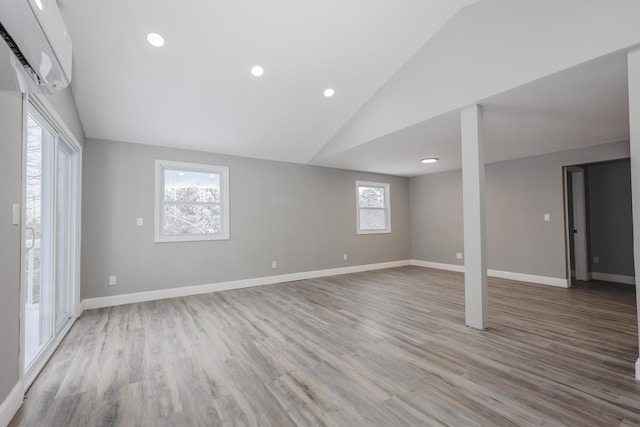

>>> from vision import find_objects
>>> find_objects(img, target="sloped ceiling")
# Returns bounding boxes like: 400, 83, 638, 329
58, 0, 478, 163
313, 51, 630, 177
59, 0, 640, 175
311, 0, 640, 175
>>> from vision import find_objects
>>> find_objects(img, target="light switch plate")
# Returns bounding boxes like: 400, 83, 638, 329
136, 217, 144, 227
544, 213, 550, 222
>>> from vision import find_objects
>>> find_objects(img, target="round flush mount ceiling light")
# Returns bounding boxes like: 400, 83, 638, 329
420, 158, 439, 164
147, 32, 165, 47
324, 88, 335, 98
251, 65, 264, 77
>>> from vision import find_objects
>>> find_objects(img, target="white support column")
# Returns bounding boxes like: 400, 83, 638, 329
461, 104, 488, 330
628, 47, 640, 380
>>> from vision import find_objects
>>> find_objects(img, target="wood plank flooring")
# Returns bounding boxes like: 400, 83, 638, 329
10, 266, 640, 426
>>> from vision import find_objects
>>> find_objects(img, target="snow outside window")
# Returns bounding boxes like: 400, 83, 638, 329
155, 160, 229, 242
356, 181, 391, 234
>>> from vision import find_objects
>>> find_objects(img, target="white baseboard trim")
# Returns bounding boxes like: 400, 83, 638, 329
81, 260, 411, 311
0, 382, 23, 427
410, 260, 465, 273
591, 272, 636, 285
410, 260, 569, 288
636, 358, 640, 381
487, 269, 570, 288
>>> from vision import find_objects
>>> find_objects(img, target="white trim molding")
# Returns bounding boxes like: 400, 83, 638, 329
0, 382, 23, 427
410, 260, 465, 273
591, 272, 635, 286
81, 260, 411, 311
487, 269, 569, 288
636, 358, 640, 381
410, 260, 570, 288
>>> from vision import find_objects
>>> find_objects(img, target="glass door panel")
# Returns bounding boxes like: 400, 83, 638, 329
24, 113, 55, 369
55, 143, 73, 333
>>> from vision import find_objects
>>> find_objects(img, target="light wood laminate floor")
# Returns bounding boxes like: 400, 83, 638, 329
10, 267, 640, 426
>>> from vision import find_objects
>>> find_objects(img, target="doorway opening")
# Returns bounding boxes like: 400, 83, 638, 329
564, 159, 634, 286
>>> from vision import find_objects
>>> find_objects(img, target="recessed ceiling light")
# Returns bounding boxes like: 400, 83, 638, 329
251, 65, 264, 77
34, 0, 43, 10
420, 158, 439, 164
147, 32, 165, 47
324, 88, 335, 98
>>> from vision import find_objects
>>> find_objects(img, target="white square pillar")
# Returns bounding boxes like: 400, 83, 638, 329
461, 104, 488, 330
627, 47, 640, 380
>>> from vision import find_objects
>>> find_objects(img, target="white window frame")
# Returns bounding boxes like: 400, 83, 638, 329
356, 180, 391, 234
155, 160, 230, 242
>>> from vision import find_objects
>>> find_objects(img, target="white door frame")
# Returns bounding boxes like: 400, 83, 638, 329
19, 94, 82, 390
565, 166, 590, 282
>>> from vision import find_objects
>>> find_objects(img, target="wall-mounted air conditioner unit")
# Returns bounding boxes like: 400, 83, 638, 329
0, 0, 72, 93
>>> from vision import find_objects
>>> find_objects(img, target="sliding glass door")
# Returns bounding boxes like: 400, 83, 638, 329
55, 144, 75, 333
23, 100, 79, 385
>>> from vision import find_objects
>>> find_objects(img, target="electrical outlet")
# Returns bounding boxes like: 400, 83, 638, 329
593, 257, 599, 264
343, 254, 348, 261
136, 217, 144, 226
456, 253, 463, 260
544, 213, 550, 222
108, 275, 117, 286
272, 261, 277, 269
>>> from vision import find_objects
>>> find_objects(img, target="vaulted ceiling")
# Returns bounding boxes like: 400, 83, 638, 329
58, 0, 640, 176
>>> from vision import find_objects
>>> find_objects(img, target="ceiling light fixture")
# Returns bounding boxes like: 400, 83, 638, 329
420, 158, 439, 164
147, 32, 165, 47
251, 65, 264, 77
324, 88, 335, 98
34, 0, 43, 10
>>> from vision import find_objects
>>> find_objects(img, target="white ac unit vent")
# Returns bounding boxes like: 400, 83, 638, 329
0, 0, 72, 93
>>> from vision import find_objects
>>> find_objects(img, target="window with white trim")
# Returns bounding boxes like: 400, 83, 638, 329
356, 180, 391, 234
155, 160, 229, 242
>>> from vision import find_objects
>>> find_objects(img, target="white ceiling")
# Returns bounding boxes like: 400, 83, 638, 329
58, 0, 478, 163
58, 0, 636, 177
314, 51, 630, 177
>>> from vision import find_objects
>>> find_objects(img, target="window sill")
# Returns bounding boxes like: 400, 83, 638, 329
154, 233, 230, 243
357, 229, 392, 235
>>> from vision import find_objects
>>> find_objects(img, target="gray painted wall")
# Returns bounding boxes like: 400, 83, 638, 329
81, 138, 411, 299
410, 169, 463, 265
587, 160, 634, 277
410, 140, 631, 279
0, 91, 23, 406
